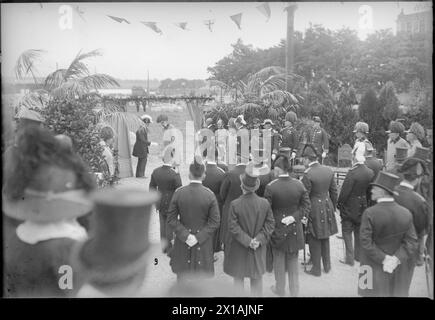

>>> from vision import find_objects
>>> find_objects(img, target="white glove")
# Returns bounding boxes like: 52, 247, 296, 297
185, 234, 198, 247
271, 154, 276, 161
291, 152, 296, 159
322, 151, 327, 158
281, 216, 295, 226
382, 255, 400, 273
301, 217, 308, 226
249, 238, 260, 250
150, 142, 158, 146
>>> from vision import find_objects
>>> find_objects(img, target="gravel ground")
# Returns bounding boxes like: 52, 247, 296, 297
114, 104, 429, 298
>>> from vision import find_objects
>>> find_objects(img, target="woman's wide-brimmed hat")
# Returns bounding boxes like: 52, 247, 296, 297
353, 121, 369, 134
370, 171, 400, 195
386, 120, 405, 134
398, 146, 431, 175
262, 119, 274, 126
140, 114, 153, 123
405, 122, 425, 140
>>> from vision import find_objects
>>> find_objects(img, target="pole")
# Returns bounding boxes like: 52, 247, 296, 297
285, 3, 297, 92
147, 69, 150, 97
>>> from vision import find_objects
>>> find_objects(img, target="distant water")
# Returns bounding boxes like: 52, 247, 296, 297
96, 89, 132, 95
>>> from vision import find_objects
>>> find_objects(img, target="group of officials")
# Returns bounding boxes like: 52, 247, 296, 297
143, 110, 433, 297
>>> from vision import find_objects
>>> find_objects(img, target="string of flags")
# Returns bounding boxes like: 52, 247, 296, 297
44, 2, 274, 35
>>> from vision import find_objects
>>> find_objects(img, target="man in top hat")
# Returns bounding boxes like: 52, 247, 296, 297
132, 114, 152, 178
337, 154, 374, 266
149, 146, 183, 255
167, 156, 220, 280
223, 163, 275, 296
280, 111, 299, 160
203, 151, 227, 253
264, 154, 311, 296
405, 122, 425, 157
385, 120, 410, 171
301, 144, 338, 276
262, 119, 281, 162
352, 121, 372, 159
358, 172, 418, 297
364, 144, 383, 208
310, 116, 329, 163
394, 155, 430, 269
220, 153, 250, 256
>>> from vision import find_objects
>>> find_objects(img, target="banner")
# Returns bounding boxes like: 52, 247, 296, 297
230, 13, 242, 30
256, 3, 271, 21
174, 22, 188, 30
141, 21, 163, 35
107, 15, 130, 24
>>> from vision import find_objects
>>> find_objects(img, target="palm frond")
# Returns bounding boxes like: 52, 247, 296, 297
235, 103, 262, 113
64, 49, 102, 81
14, 49, 45, 81
100, 112, 144, 133
79, 74, 119, 90
44, 69, 67, 91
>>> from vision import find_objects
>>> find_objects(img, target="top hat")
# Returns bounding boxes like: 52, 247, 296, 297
71, 188, 160, 287
399, 146, 431, 175
386, 121, 405, 134
156, 114, 168, 123
190, 155, 205, 177
278, 147, 292, 158
312, 116, 321, 123
285, 111, 297, 123
395, 147, 408, 163
370, 171, 400, 195
302, 144, 318, 159
412, 146, 431, 163
405, 122, 425, 140
140, 114, 153, 123
262, 119, 274, 126
240, 163, 260, 192
353, 121, 369, 134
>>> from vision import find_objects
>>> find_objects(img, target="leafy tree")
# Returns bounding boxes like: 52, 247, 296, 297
378, 81, 400, 122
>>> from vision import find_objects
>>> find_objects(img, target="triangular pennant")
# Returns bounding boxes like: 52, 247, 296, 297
256, 3, 271, 21
204, 19, 215, 32
230, 13, 242, 30
141, 21, 163, 35
175, 22, 188, 31
107, 15, 130, 24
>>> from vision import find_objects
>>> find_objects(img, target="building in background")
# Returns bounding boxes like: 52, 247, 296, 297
396, 9, 432, 35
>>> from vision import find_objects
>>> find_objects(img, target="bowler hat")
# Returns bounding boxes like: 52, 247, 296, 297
386, 121, 405, 134
240, 163, 260, 192
140, 114, 153, 123
285, 111, 298, 123
370, 171, 400, 195
71, 188, 160, 286
313, 116, 321, 123
395, 147, 408, 163
353, 121, 369, 134
405, 122, 425, 141
190, 155, 205, 177
302, 144, 318, 159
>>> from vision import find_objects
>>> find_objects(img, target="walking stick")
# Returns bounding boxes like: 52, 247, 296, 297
303, 222, 307, 272
424, 248, 433, 299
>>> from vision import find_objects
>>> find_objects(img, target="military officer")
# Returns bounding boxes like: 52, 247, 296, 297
385, 120, 410, 171
149, 146, 183, 254
337, 154, 374, 265
352, 121, 373, 159
301, 144, 338, 276
203, 152, 227, 253
167, 156, 220, 280
219, 153, 250, 254
264, 155, 311, 296
310, 116, 329, 163
224, 164, 275, 297
280, 111, 299, 160
358, 171, 418, 297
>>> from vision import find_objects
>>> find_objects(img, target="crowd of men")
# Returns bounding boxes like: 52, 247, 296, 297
148, 111, 433, 297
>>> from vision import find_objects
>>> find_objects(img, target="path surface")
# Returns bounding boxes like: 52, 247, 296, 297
114, 104, 428, 297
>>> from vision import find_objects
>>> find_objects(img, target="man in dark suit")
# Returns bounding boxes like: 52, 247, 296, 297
310, 116, 329, 163
167, 156, 220, 281
224, 163, 275, 296
280, 111, 299, 160
301, 144, 338, 276
203, 153, 227, 253
358, 172, 418, 297
364, 144, 383, 207
149, 146, 183, 254
264, 155, 311, 297
337, 154, 374, 266
132, 115, 152, 178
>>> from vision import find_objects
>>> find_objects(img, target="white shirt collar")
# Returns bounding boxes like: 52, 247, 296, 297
163, 164, 173, 167
377, 197, 395, 203
190, 180, 202, 184
236, 163, 248, 166
278, 174, 289, 177
399, 181, 415, 190
16, 220, 87, 245
309, 161, 319, 167
206, 161, 216, 165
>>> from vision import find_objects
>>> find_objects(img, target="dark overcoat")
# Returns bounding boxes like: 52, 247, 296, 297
132, 126, 151, 158
223, 193, 275, 279
167, 183, 220, 276
302, 162, 338, 239
256, 171, 274, 198
264, 176, 311, 253
310, 127, 329, 156
280, 126, 298, 153
365, 156, 383, 180
219, 164, 246, 246
338, 163, 374, 225
358, 201, 418, 297
149, 165, 182, 214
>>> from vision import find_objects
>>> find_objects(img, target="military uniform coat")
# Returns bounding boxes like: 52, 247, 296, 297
224, 193, 275, 279
358, 200, 418, 297
280, 126, 298, 153
302, 162, 338, 239
264, 176, 311, 253
149, 165, 182, 214
310, 127, 329, 157
167, 182, 220, 275
338, 163, 374, 224
219, 164, 246, 246
132, 126, 151, 158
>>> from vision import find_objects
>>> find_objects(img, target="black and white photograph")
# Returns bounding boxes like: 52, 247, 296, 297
1, 0, 433, 302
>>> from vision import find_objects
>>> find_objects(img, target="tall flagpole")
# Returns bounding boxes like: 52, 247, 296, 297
285, 3, 297, 92
147, 69, 150, 96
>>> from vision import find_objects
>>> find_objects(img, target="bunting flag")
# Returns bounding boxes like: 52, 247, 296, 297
256, 3, 271, 21
107, 15, 130, 24
174, 22, 189, 31
204, 19, 215, 32
75, 6, 86, 22
141, 21, 163, 35
230, 13, 242, 30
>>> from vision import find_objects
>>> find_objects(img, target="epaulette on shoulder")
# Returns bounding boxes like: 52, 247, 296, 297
413, 191, 427, 203
304, 167, 311, 174
267, 178, 279, 187
217, 166, 226, 174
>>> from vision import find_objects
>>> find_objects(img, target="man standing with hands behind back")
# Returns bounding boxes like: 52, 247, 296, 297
132, 115, 152, 178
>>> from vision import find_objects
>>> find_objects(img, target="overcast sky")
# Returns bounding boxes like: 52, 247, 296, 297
1, 2, 431, 80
